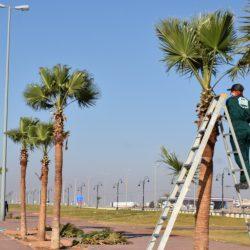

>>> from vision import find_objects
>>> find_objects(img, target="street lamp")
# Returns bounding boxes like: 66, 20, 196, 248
216, 168, 230, 212
113, 179, 123, 210
138, 176, 150, 211
78, 183, 86, 197
0, 3, 30, 221
65, 185, 72, 206
93, 183, 102, 209
47, 188, 52, 204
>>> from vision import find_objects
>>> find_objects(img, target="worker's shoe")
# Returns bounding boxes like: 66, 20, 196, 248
235, 182, 249, 191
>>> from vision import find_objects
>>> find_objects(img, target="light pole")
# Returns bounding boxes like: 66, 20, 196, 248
138, 176, 150, 211
93, 183, 102, 209
77, 183, 85, 207
0, 3, 29, 221
216, 168, 230, 212
47, 188, 52, 204
113, 179, 123, 210
78, 183, 85, 197
65, 185, 72, 206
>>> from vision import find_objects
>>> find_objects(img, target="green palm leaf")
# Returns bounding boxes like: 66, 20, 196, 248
159, 146, 183, 176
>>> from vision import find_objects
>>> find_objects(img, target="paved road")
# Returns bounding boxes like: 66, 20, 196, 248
0, 213, 250, 249
0, 233, 32, 250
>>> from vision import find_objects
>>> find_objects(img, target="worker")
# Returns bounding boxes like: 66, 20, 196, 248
226, 83, 250, 190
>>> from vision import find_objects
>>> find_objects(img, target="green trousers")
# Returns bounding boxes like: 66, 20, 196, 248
230, 128, 250, 183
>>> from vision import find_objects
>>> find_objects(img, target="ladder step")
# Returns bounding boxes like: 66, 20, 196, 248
153, 233, 160, 238
184, 163, 192, 169
176, 180, 185, 185
241, 204, 250, 209
191, 146, 199, 151
227, 150, 238, 155
198, 129, 206, 135
161, 215, 168, 221
223, 132, 231, 137
168, 198, 176, 203
231, 168, 243, 173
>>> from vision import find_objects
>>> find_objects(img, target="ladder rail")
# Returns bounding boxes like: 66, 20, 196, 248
146, 97, 219, 250
219, 121, 250, 236
223, 105, 250, 186
157, 94, 227, 250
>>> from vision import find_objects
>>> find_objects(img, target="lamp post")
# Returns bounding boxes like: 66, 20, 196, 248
47, 188, 52, 204
216, 168, 230, 212
93, 183, 102, 209
65, 185, 72, 206
77, 183, 85, 207
0, 3, 29, 221
138, 176, 150, 211
113, 179, 123, 210
78, 183, 85, 197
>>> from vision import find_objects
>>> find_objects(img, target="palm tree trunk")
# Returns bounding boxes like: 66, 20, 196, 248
37, 155, 49, 241
20, 148, 28, 239
51, 110, 64, 249
194, 91, 218, 249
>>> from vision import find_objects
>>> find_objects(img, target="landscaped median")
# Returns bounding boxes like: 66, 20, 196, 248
8, 204, 250, 247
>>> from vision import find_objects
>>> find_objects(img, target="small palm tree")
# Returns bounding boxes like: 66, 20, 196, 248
6, 117, 38, 239
29, 122, 54, 241
156, 11, 237, 249
24, 64, 99, 249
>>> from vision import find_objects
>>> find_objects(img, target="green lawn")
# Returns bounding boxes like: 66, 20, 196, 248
10, 205, 250, 246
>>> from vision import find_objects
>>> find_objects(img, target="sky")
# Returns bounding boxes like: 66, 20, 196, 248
0, 0, 249, 206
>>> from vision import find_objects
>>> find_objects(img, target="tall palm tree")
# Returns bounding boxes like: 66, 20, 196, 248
156, 11, 237, 249
6, 117, 38, 239
29, 122, 54, 241
24, 64, 99, 249
229, 1, 250, 79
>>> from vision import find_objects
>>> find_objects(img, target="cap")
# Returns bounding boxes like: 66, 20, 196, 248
227, 83, 244, 92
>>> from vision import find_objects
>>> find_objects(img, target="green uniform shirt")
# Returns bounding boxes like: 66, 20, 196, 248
226, 95, 250, 140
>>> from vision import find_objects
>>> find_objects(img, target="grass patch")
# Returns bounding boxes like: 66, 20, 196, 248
10, 205, 250, 246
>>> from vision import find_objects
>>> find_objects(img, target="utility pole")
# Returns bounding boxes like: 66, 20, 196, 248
113, 179, 123, 210
93, 183, 102, 209
138, 176, 150, 211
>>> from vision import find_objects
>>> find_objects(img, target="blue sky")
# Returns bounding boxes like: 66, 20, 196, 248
0, 0, 249, 205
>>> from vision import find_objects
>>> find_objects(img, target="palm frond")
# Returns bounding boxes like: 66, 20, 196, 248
156, 19, 202, 81
159, 146, 183, 176
24, 65, 100, 111
7, 117, 39, 149
24, 84, 53, 110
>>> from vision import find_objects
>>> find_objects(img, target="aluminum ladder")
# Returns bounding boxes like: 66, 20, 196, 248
219, 107, 250, 235
147, 93, 250, 250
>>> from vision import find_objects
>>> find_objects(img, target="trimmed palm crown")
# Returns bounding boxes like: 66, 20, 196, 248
156, 11, 236, 112
6, 117, 39, 149
24, 64, 99, 111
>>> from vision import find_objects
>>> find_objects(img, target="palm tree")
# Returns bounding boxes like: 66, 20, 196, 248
6, 117, 38, 239
156, 11, 237, 249
229, 1, 250, 79
24, 64, 99, 249
29, 122, 54, 241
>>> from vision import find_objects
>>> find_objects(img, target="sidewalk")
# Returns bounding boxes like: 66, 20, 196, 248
0, 233, 31, 249
0, 213, 250, 250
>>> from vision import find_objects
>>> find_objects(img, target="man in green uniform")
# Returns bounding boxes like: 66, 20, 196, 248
226, 83, 250, 190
